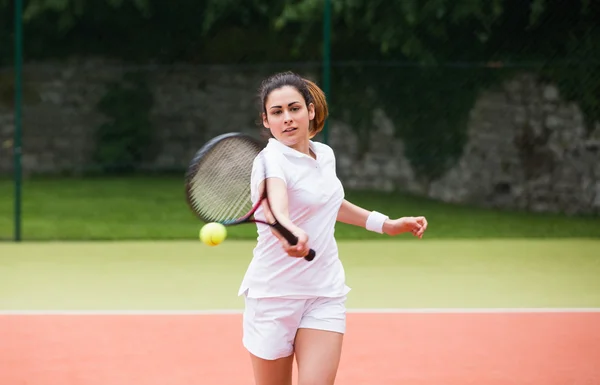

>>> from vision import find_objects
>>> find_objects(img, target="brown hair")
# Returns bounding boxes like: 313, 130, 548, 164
258, 71, 329, 138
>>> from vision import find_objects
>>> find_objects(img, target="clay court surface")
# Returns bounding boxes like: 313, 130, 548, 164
1, 310, 599, 385
2, 240, 600, 384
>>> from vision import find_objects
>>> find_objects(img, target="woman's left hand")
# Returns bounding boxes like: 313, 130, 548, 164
383, 216, 428, 238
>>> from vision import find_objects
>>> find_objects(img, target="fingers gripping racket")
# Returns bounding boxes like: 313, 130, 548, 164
185, 132, 316, 262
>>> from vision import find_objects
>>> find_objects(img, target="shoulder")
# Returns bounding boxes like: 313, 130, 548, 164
252, 146, 290, 180
254, 146, 283, 162
312, 141, 336, 158
312, 142, 337, 168
257, 146, 287, 164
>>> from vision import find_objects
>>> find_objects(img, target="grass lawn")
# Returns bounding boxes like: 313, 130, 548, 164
0, 176, 599, 241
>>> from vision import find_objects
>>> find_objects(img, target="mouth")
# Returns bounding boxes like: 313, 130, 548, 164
282, 127, 297, 133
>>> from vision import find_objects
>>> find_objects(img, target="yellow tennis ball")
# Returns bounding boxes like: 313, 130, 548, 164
199, 222, 227, 246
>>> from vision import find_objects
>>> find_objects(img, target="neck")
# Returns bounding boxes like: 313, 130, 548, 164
290, 139, 311, 157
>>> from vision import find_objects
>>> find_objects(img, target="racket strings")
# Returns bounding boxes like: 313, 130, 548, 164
187, 138, 260, 223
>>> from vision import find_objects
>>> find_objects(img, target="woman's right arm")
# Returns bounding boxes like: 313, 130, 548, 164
258, 176, 310, 258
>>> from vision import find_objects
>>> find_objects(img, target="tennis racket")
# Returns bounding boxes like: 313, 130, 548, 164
185, 132, 316, 262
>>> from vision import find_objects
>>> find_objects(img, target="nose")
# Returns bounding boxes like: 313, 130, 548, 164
283, 110, 292, 123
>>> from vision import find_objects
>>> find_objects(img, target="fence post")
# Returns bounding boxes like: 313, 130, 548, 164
322, 0, 331, 144
14, 0, 23, 242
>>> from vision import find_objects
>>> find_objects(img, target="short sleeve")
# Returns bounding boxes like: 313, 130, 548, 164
250, 150, 287, 200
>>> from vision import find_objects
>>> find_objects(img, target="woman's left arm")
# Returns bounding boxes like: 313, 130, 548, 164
336, 199, 428, 238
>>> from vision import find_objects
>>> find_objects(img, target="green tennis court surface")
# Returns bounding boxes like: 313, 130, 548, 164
2, 239, 599, 310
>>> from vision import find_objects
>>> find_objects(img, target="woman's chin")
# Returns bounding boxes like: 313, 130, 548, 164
276, 133, 300, 146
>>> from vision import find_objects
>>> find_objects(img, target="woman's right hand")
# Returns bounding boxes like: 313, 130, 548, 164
274, 228, 311, 258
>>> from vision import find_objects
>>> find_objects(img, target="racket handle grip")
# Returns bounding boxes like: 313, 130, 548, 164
273, 221, 316, 262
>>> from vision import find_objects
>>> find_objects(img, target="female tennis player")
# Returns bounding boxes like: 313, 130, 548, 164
238, 71, 428, 385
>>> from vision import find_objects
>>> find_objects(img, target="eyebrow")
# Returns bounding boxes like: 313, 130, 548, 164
269, 101, 301, 110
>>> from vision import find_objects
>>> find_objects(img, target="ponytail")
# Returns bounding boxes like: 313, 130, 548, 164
303, 78, 329, 138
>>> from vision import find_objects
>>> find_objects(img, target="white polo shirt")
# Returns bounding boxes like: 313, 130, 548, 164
238, 138, 351, 299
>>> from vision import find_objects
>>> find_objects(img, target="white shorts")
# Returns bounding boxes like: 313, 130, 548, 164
242, 294, 347, 360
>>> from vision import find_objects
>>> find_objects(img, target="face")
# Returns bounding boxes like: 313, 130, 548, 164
262, 86, 315, 148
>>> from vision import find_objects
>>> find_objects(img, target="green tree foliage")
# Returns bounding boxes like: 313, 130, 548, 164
0, 0, 322, 63
22, 0, 151, 31
273, 0, 506, 61
2, 0, 595, 64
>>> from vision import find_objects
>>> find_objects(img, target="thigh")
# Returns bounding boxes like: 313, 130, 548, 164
249, 353, 294, 385
242, 296, 305, 385
295, 296, 347, 385
295, 329, 344, 385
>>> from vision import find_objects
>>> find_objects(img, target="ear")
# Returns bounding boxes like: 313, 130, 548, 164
262, 112, 270, 129
308, 103, 316, 121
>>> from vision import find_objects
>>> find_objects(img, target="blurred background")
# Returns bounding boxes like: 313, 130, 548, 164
0, 0, 599, 242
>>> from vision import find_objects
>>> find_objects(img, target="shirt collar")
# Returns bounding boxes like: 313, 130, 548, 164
267, 138, 319, 159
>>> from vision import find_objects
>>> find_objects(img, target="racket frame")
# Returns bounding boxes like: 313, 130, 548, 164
185, 132, 316, 261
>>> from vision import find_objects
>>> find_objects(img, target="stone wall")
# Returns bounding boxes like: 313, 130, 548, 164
328, 73, 600, 215
0, 59, 598, 215
429, 74, 600, 215
0, 59, 277, 174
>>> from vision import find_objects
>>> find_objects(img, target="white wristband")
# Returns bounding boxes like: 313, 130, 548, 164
366, 211, 389, 234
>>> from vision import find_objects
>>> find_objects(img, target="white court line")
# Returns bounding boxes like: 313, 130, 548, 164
1, 308, 600, 315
